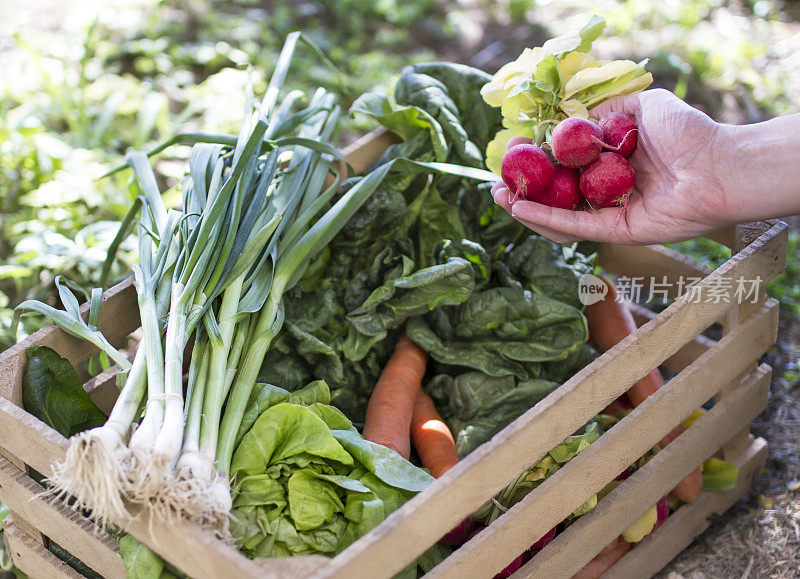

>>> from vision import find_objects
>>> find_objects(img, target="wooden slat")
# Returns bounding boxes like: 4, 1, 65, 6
0, 397, 69, 477
0, 455, 126, 578
84, 365, 125, 414
336, 128, 399, 177
3, 517, 83, 579
119, 506, 328, 579
0, 276, 138, 405
602, 436, 767, 579
426, 306, 776, 579
315, 223, 787, 579
704, 225, 736, 248
598, 244, 712, 300
516, 364, 770, 579
628, 303, 717, 374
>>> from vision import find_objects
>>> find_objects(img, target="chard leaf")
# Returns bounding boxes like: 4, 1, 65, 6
577, 15, 607, 53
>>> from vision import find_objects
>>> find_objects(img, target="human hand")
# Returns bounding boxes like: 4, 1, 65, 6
492, 89, 732, 245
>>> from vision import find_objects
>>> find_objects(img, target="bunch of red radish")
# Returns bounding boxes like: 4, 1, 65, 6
500, 113, 638, 211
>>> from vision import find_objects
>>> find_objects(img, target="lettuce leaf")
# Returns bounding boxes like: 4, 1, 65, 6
701, 458, 739, 492
230, 400, 433, 559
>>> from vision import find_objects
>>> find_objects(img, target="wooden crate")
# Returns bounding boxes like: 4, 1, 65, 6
0, 130, 788, 579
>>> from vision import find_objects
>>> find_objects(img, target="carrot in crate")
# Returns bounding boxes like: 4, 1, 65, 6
362, 335, 427, 460
411, 391, 460, 478
585, 276, 702, 503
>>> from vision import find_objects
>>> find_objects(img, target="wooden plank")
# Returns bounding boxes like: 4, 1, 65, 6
84, 365, 125, 414
0, 455, 126, 579
3, 517, 83, 579
427, 310, 775, 579
336, 128, 399, 177
602, 437, 767, 579
720, 222, 775, 461
598, 244, 712, 300
515, 364, 770, 579
119, 505, 328, 579
628, 303, 717, 374
0, 396, 69, 478
704, 225, 736, 248
316, 216, 786, 579
2, 510, 46, 550
0, 276, 138, 405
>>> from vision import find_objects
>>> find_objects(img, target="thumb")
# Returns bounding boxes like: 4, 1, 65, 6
590, 93, 642, 121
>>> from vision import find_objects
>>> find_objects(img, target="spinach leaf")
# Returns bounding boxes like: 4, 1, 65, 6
395, 63, 502, 165
407, 287, 588, 379
346, 257, 475, 355
409, 185, 465, 267
427, 372, 558, 455
505, 235, 595, 310
23, 346, 107, 437
350, 93, 448, 162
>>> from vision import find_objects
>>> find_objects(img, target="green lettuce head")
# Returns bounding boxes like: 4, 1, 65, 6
230, 384, 434, 558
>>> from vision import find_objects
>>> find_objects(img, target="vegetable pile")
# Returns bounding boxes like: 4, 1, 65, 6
8, 18, 741, 579
14, 34, 494, 544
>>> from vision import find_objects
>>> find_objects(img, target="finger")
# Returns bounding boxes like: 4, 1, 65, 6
522, 225, 582, 244
492, 184, 513, 212
590, 94, 642, 120
506, 136, 534, 150
493, 187, 582, 243
510, 200, 628, 243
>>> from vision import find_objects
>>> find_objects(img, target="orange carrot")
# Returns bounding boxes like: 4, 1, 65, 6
670, 467, 703, 504
596, 536, 621, 557
602, 396, 632, 416
571, 539, 632, 579
585, 276, 701, 503
411, 391, 460, 478
362, 335, 427, 460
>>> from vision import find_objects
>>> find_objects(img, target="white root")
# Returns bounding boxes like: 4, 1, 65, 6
47, 427, 131, 529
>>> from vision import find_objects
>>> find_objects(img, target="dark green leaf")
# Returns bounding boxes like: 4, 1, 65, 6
23, 346, 107, 437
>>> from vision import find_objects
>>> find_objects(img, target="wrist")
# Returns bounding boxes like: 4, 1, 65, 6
713, 114, 800, 223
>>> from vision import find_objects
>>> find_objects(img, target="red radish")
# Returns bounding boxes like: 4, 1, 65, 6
550, 117, 604, 168
600, 113, 638, 157
579, 152, 636, 208
534, 165, 583, 209
495, 554, 525, 579
530, 526, 557, 551
653, 496, 669, 531
506, 136, 534, 150
501, 144, 555, 203
440, 518, 476, 546
615, 466, 632, 481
